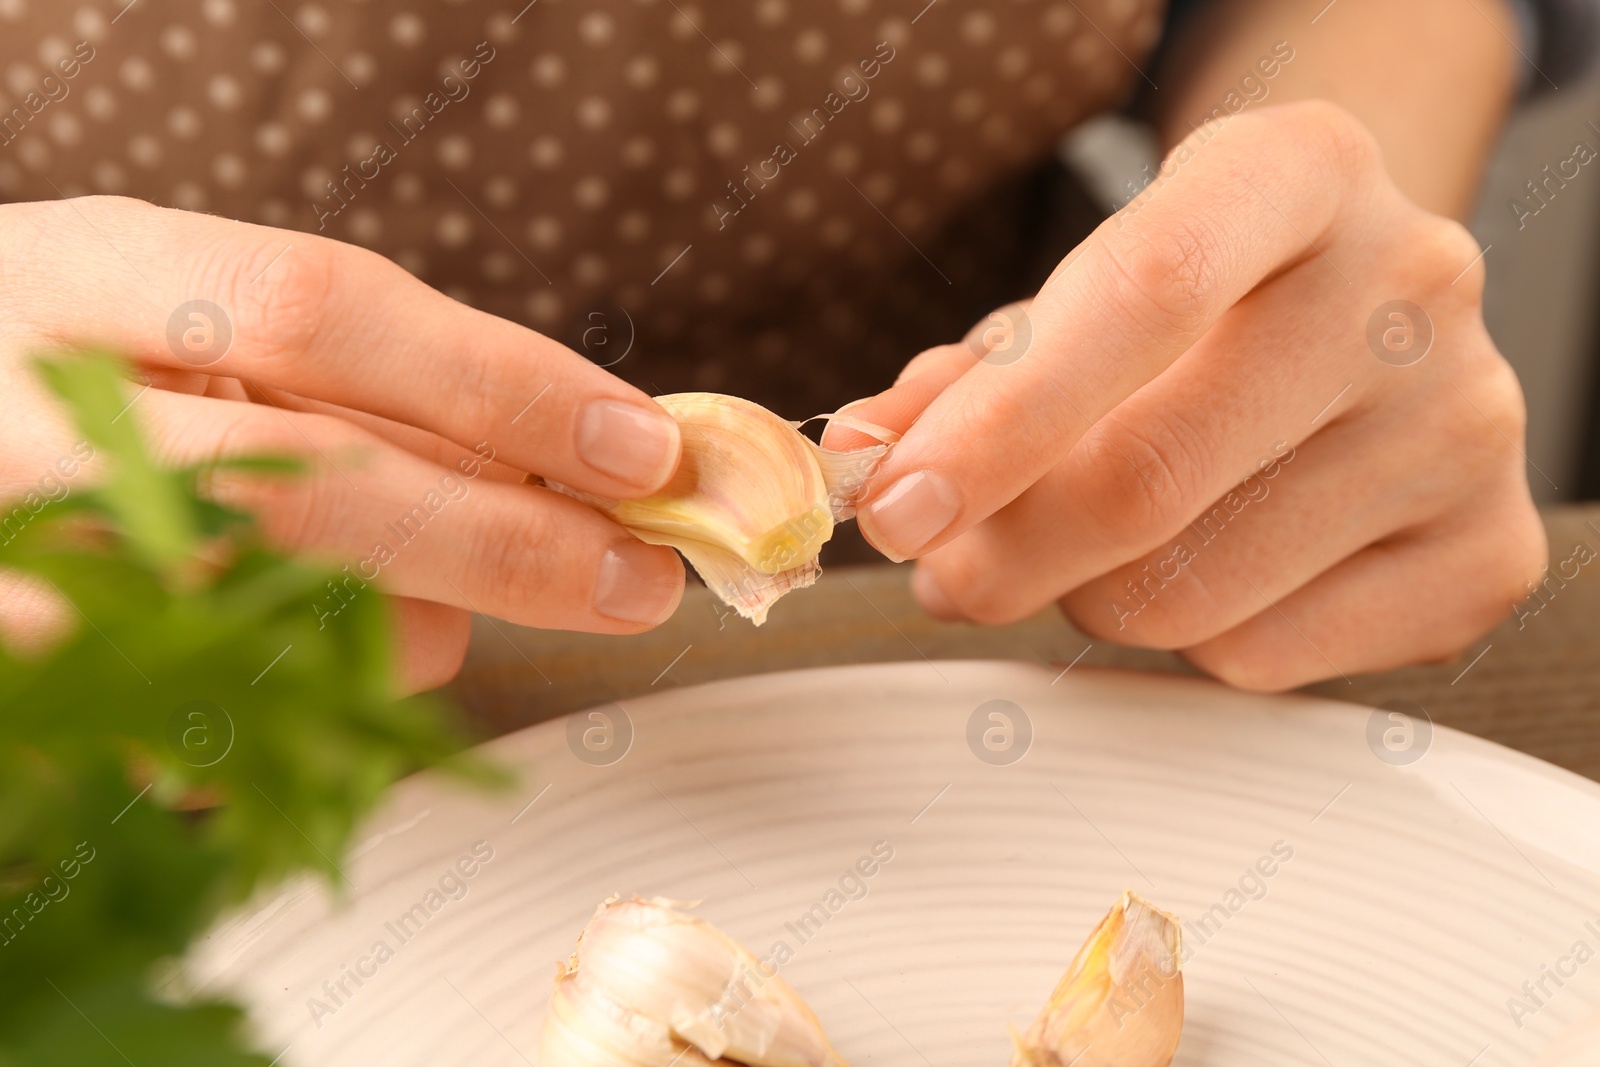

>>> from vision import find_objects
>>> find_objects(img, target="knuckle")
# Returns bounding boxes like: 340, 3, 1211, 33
1073, 413, 1207, 548
943, 380, 1037, 453
1101, 217, 1222, 337
1408, 511, 1546, 662
947, 575, 1029, 627
470, 496, 564, 613
1059, 594, 1125, 643
445, 337, 501, 431
205, 233, 340, 369
256, 463, 339, 551
1186, 642, 1291, 692
1064, 560, 1222, 650
193, 407, 303, 463
1058, 592, 1113, 641
1507, 513, 1552, 602
197, 413, 352, 550
924, 544, 1034, 626
1399, 215, 1486, 302
1428, 217, 1484, 282
1478, 356, 1528, 441
1128, 589, 1219, 650
1284, 99, 1382, 181
1448, 350, 1527, 458
1483, 498, 1549, 612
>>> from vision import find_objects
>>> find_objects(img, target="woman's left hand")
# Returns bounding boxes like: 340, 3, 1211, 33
833, 101, 1546, 691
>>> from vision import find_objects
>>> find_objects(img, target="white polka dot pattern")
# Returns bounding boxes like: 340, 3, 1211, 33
0, 0, 1158, 414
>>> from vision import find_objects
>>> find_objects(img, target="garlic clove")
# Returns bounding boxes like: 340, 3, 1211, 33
542, 969, 723, 1067
1010, 891, 1184, 1067
542, 896, 850, 1067
552, 393, 888, 625
606, 394, 840, 577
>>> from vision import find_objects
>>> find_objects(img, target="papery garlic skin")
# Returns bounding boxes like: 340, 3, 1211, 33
1010, 891, 1184, 1067
554, 393, 888, 625
541, 896, 851, 1067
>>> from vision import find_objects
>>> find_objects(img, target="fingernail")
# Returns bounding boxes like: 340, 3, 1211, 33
593, 539, 684, 625
913, 564, 964, 621
861, 469, 961, 561
578, 399, 680, 492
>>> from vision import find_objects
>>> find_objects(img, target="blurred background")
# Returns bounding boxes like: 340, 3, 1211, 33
1477, 69, 1600, 502
1064, 68, 1600, 506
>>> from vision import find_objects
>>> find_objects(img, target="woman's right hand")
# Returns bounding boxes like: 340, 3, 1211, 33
0, 196, 686, 690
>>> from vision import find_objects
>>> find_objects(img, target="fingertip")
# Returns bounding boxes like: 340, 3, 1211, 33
896, 341, 974, 385
576, 397, 683, 496
1179, 646, 1295, 693
820, 395, 894, 452
858, 468, 963, 562
390, 597, 473, 694
912, 563, 965, 621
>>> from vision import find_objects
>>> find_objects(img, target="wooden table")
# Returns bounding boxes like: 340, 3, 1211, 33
451, 504, 1600, 782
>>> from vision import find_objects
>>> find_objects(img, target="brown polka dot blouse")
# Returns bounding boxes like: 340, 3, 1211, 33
0, 0, 1164, 416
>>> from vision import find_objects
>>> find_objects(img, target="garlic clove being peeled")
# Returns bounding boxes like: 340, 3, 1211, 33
553, 393, 890, 625
1010, 891, 1185, 1067
540, 896, 851, 1067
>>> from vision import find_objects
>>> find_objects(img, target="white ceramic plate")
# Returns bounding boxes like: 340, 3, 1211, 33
188, 662, 1600, 1066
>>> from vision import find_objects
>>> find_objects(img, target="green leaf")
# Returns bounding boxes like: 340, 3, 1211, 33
30, 351, 199, 572
0, 353, 505, 1064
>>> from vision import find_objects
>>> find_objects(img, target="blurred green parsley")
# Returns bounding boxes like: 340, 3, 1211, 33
0, 351, 497, 1066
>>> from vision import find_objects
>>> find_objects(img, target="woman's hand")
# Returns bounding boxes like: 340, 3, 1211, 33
835, 102, 1546, 690
0, 196, 685, 690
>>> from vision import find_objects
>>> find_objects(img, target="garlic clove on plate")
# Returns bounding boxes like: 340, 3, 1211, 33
540, 896, 851, 1067
1010, 891, 1184, 1067
542, 968, 725, 1067
553, 393, 890, 625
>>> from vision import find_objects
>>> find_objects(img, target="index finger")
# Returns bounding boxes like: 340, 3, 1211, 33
855, 102, 1382, 561
5, 196, 680, 499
